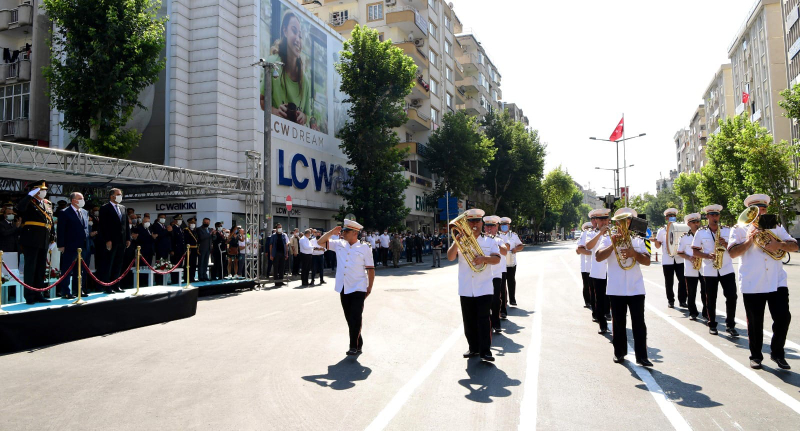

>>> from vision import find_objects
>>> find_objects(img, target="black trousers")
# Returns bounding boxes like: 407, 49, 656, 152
340, 290, 366, 349
59, 248, 81, 296
507, 266, 517, 304
300, 253, 312, 285
499, 272, 508, 315
460, 294, 492, 355
311, 254, 324, 282
609, 295, 648, 360
743, 287, 791, 361
705, 272, 737, 329
103, 243, 126, 290
663, 263, 687, 305
685, 275, 706, 319
381, 247, 389, 266
292, 253, 301, 275
415, 246, 423, 262
581, 271, 591, 306
273, 255, 286, 283
406, 246, 413, 262
211, 247, 223, 280
591, 277, 609, 330
325, 250, 336, 271
491, 277, 503, 329
23, 246, 47, 302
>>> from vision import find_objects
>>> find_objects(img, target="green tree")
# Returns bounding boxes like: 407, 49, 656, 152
43, 0, 167, 157
423, 111, 496, 198
779, 84, 800, 126
335, 25, 417, 230
673, 172, 702, 213
558, 189, 585, 232
532, 167, 576, 237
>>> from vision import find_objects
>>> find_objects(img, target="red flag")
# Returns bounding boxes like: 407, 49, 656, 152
742, 91, 750, 104
609, 117, 624, 141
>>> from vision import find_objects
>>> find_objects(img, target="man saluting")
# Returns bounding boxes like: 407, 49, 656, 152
15, 180, 56, 304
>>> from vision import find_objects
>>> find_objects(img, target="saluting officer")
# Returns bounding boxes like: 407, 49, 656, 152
576, 221, 594, 309
676, 213, 705, 321
692, 204, 738, 337
499, 217, 523, 307
728, 194, 797, 370
653, 208, 687, 309
15, 180, 56, 304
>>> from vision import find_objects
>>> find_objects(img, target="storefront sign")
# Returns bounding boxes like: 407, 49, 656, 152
275, 206, 301, 216
415, 195, 432, 212
155, 201, 197, 211
277, 149, 350, 193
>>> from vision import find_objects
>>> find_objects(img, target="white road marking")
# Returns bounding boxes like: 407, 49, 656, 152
559, 257, 691, 430
364, 325, 463, 431
255, 311, 282, 319
517, 271, 544, 431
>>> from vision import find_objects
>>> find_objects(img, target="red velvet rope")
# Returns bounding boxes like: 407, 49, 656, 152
2, 260, 77, 292
140, 253, 186, 275
81, 259, 136, 287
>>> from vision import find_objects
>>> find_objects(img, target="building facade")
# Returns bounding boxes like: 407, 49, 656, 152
674, 128, 691, 174
703, 63, 735, 136
656, 169, 678, 193
502, 102, 529, 127
687, 105, 707, 173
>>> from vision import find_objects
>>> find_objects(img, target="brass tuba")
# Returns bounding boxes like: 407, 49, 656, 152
610, 213, 636, 270
737, 205, 786, 260
449, 213, 487, 272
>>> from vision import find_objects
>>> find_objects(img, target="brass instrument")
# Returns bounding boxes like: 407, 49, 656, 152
449, 213, 487, 272
610, 213, 636, 270
737, 205, 786, 260
665, 222, 690, 257
691, 250, 703, 270
711, 227, 726, 270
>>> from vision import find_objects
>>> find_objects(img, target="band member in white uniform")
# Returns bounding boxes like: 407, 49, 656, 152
728, 194, 797, 370
318, 219, 375, 356
676, 213, 705, 321
576, 221, 594, 309
596, 208, 653, 367
653, 208, 687, 308
499, 217, 523, 307
447, 208, 501, 362
585, 208, 612, 330
483, 215, 508, 333
692, 204, 738, 337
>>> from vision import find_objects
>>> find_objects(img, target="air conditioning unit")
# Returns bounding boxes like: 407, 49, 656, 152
414, 38, 425, 47
386, 0, 397, 5
20, 0, 32, 4
410, 99, 422, 108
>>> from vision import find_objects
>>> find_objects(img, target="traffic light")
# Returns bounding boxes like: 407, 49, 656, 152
602, 194, 619, 209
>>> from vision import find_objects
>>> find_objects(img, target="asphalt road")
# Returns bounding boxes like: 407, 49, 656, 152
2, 242, 800, 430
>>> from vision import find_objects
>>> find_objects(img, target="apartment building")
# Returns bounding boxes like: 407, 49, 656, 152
674, 128, 691, 174
0, 0, 49, 145
656, 169, 678, 193
784, 0, 800, 148
702, 64, 735, 135
727, 0, 790, 144
502, 102, 529, 127
687, 105, 707, 173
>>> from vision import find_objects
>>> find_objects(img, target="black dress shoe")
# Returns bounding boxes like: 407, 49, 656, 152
726, 327, 739, 337
345, 349, 360, 356
493, 327, 503, 334
584, 303, 591, 309
320, 280, 327, 284
750, 359, 763, 369
463, 350, 479, 358
500, 313, 508, 320
104, 290, 114, 294
613, 356, 625, 364
25, 300, 36, 305
480, 353, 495, 362
592, 317, 598, 322
689, 315, 698, 321
510, 301, 517, 306
679, 302, 688, 308
37, 297, 51, 303
668, 303, 675, 309
636, 358, 654, 367
771, 356, 791, 370
605, 314, 612, 321
709, 327, 719, 335
63, 294, 76, 299
113, 287, 124, 293
598, 328, 608, 334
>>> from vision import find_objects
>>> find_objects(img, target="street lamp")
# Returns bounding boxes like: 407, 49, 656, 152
595, 165, 634, 199
253, 58, 283, 228
589, 133, 646, 206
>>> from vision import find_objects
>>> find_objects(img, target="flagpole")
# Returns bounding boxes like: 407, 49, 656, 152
622, 112, 628, 207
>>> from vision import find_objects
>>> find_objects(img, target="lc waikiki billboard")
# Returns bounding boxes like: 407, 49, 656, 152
260, 0, 350, 209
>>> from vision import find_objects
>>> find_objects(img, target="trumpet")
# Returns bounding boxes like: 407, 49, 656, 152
737, 205, 786, 261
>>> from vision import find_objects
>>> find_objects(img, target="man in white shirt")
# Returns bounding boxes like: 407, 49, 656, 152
499, 217, 524, 307
652, 208, 687, 309
576, 221, 594, 309
447, 208, 501, 362
692, 204, 738, 337
585, 208, 612, 331
379, 231, 391, 267
318, 219, 375, 356
483, 215, 508, 333
596, 208, 653, 367
310, 230, 326, 285
728, 194, 798, 370
676, 213, 704, 321
298, 229, 314, 287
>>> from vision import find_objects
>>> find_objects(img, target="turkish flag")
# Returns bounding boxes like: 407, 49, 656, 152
742, 91, 750, 104
609, 117, 624, 141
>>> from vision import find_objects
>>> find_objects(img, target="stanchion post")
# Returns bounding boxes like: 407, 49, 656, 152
133, 246, 141, 296
72, 249, 85, 304
185, 245, 191, 289
0, 250, 6, 314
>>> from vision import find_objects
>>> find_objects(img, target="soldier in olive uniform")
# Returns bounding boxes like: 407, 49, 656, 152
15, 180, 56, 304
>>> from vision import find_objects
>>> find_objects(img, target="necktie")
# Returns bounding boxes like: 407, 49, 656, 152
115, 204, 121, 221
77, 209, 84, 227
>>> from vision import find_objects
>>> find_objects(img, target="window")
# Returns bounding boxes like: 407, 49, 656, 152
428, 49, 438, 66
445, 40, 452, 56
444, 15, 451, 31
367, 3, 383, 22
428, 0, 437, 11
492, 89, 497, 102
446, 92, 453, 108
0, 83, 29, 123
429, 21, 437, 40
479, 73, 486, 88
430, 78, 439, 96
446, 66, 453, 82
431, 107, 439, 125
379, 32, 385, 42
477, 52, 484, 65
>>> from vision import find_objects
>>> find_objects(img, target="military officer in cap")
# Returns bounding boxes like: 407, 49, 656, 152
184, 217, 199, 282
585, 208, 612, 329
653, 208, 687, 308
676, 213, 705, 321
318, 219, 375, 356
729, 194, 797, 369
447, 208, 501, 362
692, 204, 738, 337
576, 221, 594, 309
15, 180, 56, 304
499, 217, 523, 307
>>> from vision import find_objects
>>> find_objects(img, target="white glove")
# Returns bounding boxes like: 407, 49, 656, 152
28, 187, 40, 197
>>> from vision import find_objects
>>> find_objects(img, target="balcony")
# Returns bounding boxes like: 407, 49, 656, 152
406, 108, 431, 131
458, 75, 486, 95
411, 75, 430, 99
453, 58, 464, 80
395, 41, 428, 69
328, 13, 358, 32
458, 97, 487, 117
2, 118, 29, 140
386, 6, 428, 37
456, 53, 485, 74
6, 60, 30, 82
396, 141, 428, 156
0, 4, 33, 33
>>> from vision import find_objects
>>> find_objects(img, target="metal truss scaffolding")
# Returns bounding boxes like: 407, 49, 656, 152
244, 151, 263, 281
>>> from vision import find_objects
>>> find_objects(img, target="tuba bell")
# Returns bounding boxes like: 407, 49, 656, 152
449, 213, 487, 272
610, 213, 636, 270
737, 205, 786, 260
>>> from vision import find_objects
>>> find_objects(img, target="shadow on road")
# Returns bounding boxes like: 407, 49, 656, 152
491, 331, 525, 356
301, 357, 372, 390
630, 367, 723, 408
457, 360, 521, 403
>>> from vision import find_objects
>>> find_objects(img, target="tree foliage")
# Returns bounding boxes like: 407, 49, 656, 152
532, 167, 576, 234
43, 0, 166, 157
335, 25, 417, 230
673, 172, 702, 214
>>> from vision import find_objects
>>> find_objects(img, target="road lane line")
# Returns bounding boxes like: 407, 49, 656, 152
364, 325, 463, 431
559, 257, 691, 430
517, 271, 544, 431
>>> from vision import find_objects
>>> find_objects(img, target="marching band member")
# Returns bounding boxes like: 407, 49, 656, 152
653, 208, 687, 309
728, 194, 797, 370
596, 208, 653, 367
585, 208, 612, 332
676, 213, 705, 321
447, 208, 501, 362
500, 217, 524, 307
692, 204, 738, 337
576, 221, 594, 309
483, 215, 508, 333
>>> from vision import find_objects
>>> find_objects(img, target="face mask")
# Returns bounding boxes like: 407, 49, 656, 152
500, 225, 509, 232
114, 195, 122, 204
128, 224, 132, 229
203, 223, 210, 228
144, 222, 151, 228
176, 220, 182, 226
6, 214, 13, 220
668, 217, 677, 222
38, 190, 47, 199
88, 221, 93, 227
77, 199, 85, 208
277, 228, 283, 233
93, 211, 99, 217
159, 218, 165, 223
189, 223, 196, 229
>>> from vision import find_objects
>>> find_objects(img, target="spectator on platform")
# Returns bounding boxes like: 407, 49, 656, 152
0, 202, 20, 252
196, 218, 213, 282
227, 228, 239, 279
98, 188, 130, 293
414, 232, 424, 263
211, 222, 226, 280
56, 192, 89, 299
237, 227, 246, 277
183, 217, 199, 282
135, 214, 156, 281
170, 215, 185, 284
299, 228, 313, 286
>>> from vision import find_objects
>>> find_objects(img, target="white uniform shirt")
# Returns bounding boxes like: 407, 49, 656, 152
329, 238, 375, 294
691, 227, 734, 277
577, 231, 591, 273
311, 237, 325, 256
656, 227, 685, 265
490, 235, 508, 279
587, 230, 608, 279
600, 236, 647, 296
367, 235, 376, 248
458, 235, 500, 297
299, 235, 313, 254
729, 225, 795, 294
502, 231, 523, 267
677, 232, 700, 277
378, 234, 389, 248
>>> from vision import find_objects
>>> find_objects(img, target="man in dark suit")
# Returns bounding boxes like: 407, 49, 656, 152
184, 217, 198, 282
0, 202, 20, 252
170, 215, 185, 284
152, 213, 171, 261
211, 221, 226, 280
56, 192, 89, 299
135, 214, 156, 264
98, 188, 130, 293
196, 217, 213, 282
414, 233, 424, 263
15, 180, 55, 304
